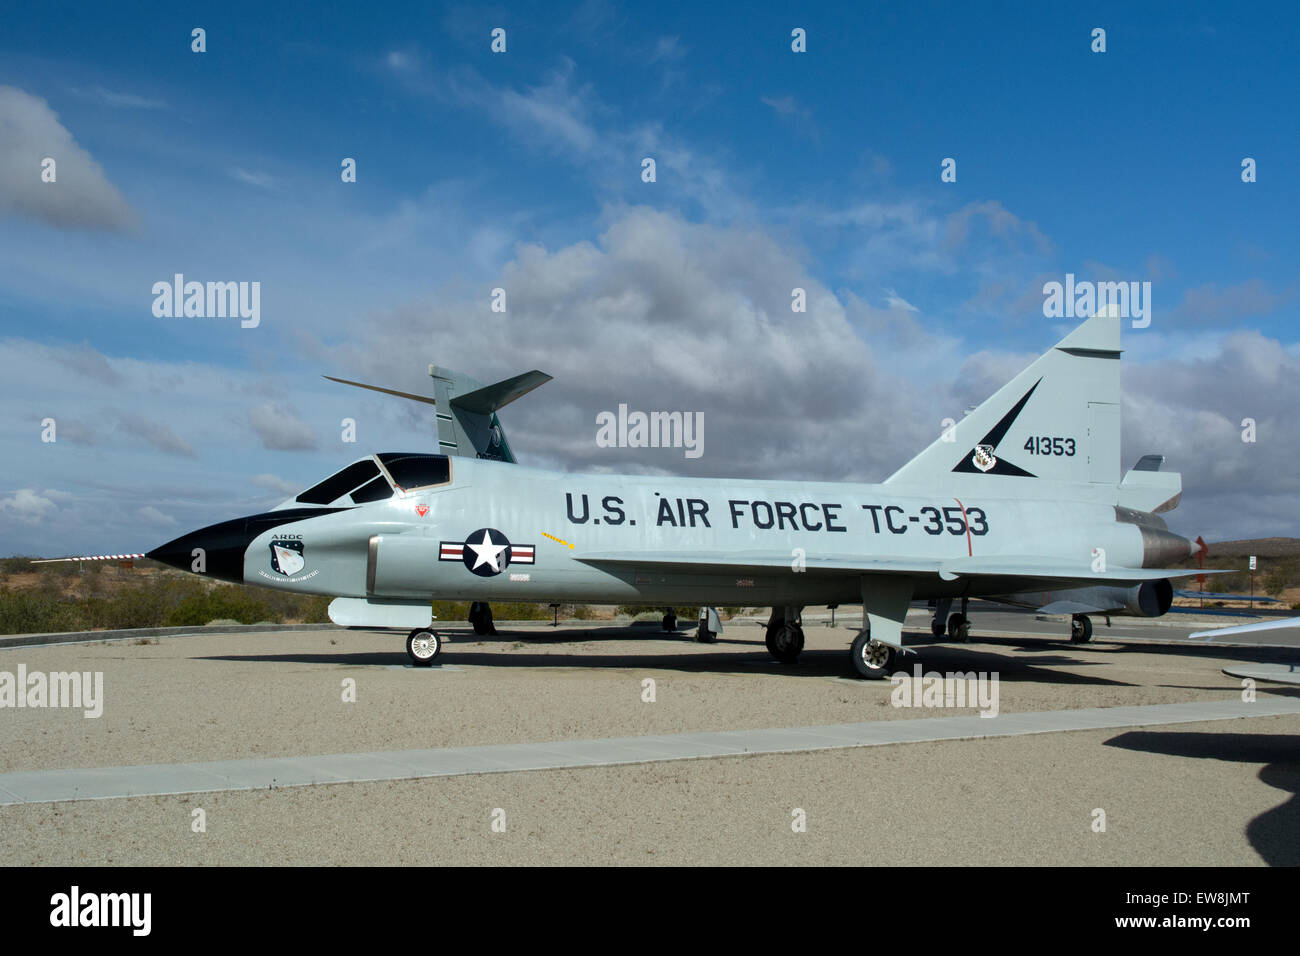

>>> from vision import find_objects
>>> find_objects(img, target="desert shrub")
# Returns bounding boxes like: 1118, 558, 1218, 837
0, 557, 36, 576
163, 588, 275, 627
432, 601, 472, 622
1263, 559, 1297, 597
616, 605, 664, 617
489, 602, 556, 620
0, 589, 79, 634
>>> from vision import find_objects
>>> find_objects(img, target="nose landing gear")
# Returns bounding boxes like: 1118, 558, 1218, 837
407, 628, 442, 665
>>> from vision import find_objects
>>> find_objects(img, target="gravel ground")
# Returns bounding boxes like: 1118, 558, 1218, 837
2, 621, 1297, 865
0, 621, 1286, 772
2, 716, 1296, 866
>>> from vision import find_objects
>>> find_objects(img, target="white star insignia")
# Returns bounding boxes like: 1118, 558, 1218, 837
466, 530, 507, 572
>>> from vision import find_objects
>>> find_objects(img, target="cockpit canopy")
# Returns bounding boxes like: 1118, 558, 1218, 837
294, 453, 452, 506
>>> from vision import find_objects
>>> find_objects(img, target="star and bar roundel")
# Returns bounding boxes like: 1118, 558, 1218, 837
439, 528, 535, 577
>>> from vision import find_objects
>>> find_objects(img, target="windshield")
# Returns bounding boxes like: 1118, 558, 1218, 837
295, 458, 381, 505
377, 453, 451, 490
293, 453, 452, 505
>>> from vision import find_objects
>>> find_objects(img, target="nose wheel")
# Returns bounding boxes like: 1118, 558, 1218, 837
1070, 614, 1093, 643
407, 628, 442, 665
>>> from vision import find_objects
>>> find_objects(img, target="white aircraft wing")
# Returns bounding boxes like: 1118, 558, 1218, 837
577, 550, 1215, 591
1189, 616, 1300, 640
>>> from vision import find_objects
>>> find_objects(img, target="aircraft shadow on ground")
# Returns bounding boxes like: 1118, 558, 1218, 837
1104, 730, 1300, 866
194, 625, 1134, 687
977, 633, 1300, 668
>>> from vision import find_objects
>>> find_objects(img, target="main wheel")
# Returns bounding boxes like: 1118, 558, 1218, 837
947, 612, 970, 642
662, 612, 678, 632
1070, 614, 1093, 644
930, 616, 945, 638
407, 628, 441, 666
765, 621, 804, 663
469, 602, 497, 636
851, 630, 897, 679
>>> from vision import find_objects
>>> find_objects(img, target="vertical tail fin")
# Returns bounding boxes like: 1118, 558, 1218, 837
430, 366, 551, 463
884, 314, 1122, 486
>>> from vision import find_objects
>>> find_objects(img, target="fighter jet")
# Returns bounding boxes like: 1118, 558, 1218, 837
147, 313, 1212, 677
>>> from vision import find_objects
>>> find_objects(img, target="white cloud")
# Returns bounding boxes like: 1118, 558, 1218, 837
72, 86, 166, 110
250, 473, 300, 496
231, 167, 276, 189
338, 205, 944, 481
136, 505, 176, 525
884, 289, 919, 312
0, 488, 58, 524
492, 60, 600, 156
385, 51, 416, 74
248, 403, 317, 451
0, 86, 135, 231
760, 95, 814, 125
115, 412, 196, 457
651, 35, 685, 62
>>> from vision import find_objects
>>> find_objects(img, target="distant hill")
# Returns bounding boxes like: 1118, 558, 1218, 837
1203, 538, 1300, 559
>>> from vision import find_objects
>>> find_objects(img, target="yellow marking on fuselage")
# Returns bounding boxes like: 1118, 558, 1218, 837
541, 532, 575, 550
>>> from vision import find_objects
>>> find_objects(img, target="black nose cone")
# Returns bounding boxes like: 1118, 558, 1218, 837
147, 516, 251, 583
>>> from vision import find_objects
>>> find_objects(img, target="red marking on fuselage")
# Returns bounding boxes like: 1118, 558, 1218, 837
954, 497, 973, 557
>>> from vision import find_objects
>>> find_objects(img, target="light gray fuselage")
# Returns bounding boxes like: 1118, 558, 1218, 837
250, 456, 1151, 607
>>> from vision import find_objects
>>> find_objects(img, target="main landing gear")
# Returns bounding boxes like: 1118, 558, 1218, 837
1070, 614, 1093, 644
468, 602, 496, 636
662, 608, 678, 632
764, 606, 804, 663
760, 601, 905, 679
697, 606, 720, 643
851, 628, 897, 679
407, 628, 442, 666
931, 596, 971, 642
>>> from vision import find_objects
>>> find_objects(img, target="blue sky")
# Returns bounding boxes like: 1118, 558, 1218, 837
1, 0, 1297, 555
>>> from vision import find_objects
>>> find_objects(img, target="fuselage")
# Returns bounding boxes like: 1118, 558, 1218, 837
148, 453, 1188, 609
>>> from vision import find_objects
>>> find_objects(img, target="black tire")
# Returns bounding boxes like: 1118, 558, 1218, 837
765, 622, 804, 663
851, 630, 897, 679
1070, 614, 1093, 644
947, 612, 964, 638
407, 629, 441, 666
930, 617, 945, 638
696, 622, 716, 643
662, 613, 677, 632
